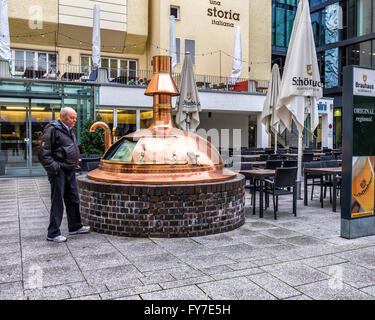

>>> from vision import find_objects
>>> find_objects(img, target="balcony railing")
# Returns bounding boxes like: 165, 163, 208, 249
0, 59, 269, 93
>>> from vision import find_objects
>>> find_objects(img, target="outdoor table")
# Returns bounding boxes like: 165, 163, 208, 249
241, 161, 266, 167
240, 168, 275, 218
303, 167, 342, 212
62, 72, 84, 80
235, 154, 262, 159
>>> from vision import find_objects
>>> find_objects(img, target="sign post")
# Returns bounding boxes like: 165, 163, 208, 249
341, 66, 375, 239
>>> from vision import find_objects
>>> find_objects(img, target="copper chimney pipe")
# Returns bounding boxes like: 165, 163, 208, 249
145, 56, 180, 128
90, 121, 112, 152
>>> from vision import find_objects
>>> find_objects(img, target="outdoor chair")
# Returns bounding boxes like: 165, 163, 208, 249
283, 159, 297, 167
241, 163, 255, 205
320, 160, 341, 203
264, 167, 298, 219
304, 161, 322, 201
259, 154, 269, 161
268, 154, 280, 160
265, 148, 274, 154
320, 155, 335, 161
265, 160, 282, 169
302, 153, 314, 163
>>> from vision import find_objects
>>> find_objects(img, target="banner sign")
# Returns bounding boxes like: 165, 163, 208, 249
351, 71, 375, 219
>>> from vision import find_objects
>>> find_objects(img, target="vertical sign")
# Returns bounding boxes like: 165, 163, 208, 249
342, 66, 375, 238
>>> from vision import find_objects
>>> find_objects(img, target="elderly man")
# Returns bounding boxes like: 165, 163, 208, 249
39, 107, 90, 243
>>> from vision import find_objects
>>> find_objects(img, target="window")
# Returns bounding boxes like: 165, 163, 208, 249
80, 56, 138, 81
170, 6, 180, 20
11, 50, 57, 75
184, 39, 195, 65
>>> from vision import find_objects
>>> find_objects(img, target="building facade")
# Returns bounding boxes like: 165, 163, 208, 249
272, 0, 375, 149
1, 0, 342, 178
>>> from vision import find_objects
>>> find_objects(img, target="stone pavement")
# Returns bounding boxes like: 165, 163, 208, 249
1, 177, 375, 300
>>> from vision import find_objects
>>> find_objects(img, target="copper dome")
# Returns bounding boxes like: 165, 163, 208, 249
87, 56, 237, 184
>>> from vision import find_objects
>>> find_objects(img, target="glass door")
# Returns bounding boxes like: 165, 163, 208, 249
0, 98, 29, 176
0, 97, 61, 176
30, 99, 62, 176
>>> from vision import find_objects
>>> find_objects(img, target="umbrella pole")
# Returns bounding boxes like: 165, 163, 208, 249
296, 130, 303, 200
274, 132, 277, 154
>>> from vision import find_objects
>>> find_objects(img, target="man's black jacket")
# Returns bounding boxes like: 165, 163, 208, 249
38, 120, 80, 176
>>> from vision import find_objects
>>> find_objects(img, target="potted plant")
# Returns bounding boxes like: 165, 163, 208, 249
79, 117, 105, 172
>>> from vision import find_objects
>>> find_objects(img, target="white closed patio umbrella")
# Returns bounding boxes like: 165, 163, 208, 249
261, 63, 284, 154
175, 52, 201, 132
0, 0, 11, 61
276, 0, 323, 197
229, 26, 242, 85
169, 15, 177, 72
92, 4, 101, 69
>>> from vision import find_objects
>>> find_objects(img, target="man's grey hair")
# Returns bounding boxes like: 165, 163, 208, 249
60, 107, 76, 118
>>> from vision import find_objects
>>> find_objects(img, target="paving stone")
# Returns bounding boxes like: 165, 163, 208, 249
359, 285, 375, 298
247, 273, 302, 299
319, 262, 375, 289
68, 294, 102, 300
160, 276, 214, 289
83, 265, 144, 291
282, 235, 326, 247
0, 264, 22, 283
261, 261, 329, 287
141, 285, 210, 300
198, 277, 276, 300
139, 270, 176, 285
0, 252, 21, 267
297, 279, 374, 300
74, 252, 131, 271
199, 265, 233, 275
241, 234, 282, 247
114, 295, 141, 300
211, 243, 264, 260
24, 285, 71, 300
0, 282, 25, 300
130, 253, 185, 272
23, 264, 85, 289
334, 249, 375, 270
63, 281, 108, 298
259, 227, 303, 239
67, 242, 117, 258
283, 294, 313, 300
212, 268, 263, 281
227, 261, 258, 270
193, 233, 243, 248
301, 255, 348, 268
180, 254, 235, 269
115, 241, 169, 258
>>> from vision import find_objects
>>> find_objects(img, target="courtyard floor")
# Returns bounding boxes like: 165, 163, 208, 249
1, 177, 375, 300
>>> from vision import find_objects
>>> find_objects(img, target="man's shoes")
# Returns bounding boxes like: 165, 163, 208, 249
46, 235, 67, 243
69, 225, 90, 235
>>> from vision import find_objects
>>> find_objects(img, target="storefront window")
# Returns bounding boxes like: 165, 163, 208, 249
140, 110, 153, 129
0, 80, 96, 177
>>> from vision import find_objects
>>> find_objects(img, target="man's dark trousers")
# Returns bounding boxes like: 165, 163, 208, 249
47, 168, 83, 238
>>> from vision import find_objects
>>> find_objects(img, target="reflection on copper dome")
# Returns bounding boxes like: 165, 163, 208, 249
87, 56, 237, 185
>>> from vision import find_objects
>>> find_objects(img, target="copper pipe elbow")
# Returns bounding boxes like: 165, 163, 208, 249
90, 121, 112, 152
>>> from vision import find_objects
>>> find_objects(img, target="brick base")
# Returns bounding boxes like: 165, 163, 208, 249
77, 174, 245, 238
